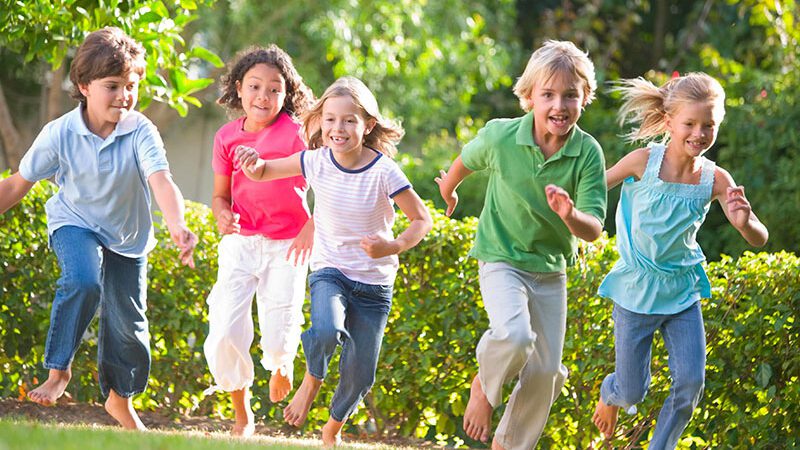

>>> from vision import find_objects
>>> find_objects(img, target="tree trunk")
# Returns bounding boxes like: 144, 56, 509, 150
46, 64, 66, 122
0, 80, 24, 171
652, 0, 668, 67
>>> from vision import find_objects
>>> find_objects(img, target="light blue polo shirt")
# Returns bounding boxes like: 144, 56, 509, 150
19, 105, 169, 257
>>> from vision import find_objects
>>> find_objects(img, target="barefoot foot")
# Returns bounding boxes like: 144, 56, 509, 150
463, 375, 493, 443
283, 372, 322, 427
231, 388, 255, 437
104, 389, 146, 430
269, 369, 292, 403
27, 368, 71, 406
322, 419, 344, 448
592, 397, 620, 439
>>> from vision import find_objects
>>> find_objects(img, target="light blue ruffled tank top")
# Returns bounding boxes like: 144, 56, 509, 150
598, 143, 715, 315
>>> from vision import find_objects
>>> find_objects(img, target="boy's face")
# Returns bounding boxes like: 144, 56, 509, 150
528, 73, 587, 144
79, 72, 140, 135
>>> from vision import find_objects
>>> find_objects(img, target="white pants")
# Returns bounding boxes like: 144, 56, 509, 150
476, 261, 568, 450
204, 233, 308, 393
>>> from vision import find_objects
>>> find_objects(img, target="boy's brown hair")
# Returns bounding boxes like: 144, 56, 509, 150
69, 27, 146, 104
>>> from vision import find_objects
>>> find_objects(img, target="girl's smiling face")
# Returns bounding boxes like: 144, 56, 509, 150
236, 63, 286, 132
666, 100, 723, 157
321, 94, 375, 158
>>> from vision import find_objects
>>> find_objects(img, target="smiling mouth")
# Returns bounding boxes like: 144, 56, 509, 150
550, 115, 569, 126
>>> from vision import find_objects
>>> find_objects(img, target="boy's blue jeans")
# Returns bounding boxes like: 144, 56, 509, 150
45, 226, 150, 398
301, 267, 393, 422
601, 302, 706, 450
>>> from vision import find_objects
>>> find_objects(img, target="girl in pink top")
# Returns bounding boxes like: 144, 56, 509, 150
203, 45, 315, 437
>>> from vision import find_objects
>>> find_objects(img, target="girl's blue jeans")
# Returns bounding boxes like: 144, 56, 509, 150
44, 226, 150, 398
601, 301, 706, 450
301, 267, 393, 422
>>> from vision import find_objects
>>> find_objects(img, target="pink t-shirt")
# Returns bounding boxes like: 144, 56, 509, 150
212, 112, 310, 238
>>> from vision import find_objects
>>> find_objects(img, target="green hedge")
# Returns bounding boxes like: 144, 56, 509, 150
1, 176, 797, 448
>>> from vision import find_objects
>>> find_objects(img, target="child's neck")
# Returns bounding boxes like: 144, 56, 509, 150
332, 145, 375, 170
661, 143, 704, 184
533, 127, 570, 159
242, 115, 278, 133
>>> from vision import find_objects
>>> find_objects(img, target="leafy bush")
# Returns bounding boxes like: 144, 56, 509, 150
1, 174, 797, 448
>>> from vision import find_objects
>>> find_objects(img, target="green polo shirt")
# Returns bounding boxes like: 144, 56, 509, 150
461, 111, 607, 272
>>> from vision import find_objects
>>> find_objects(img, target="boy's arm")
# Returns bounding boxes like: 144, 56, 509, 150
545, 184, 603, 241
235, 146, 303, 181
148, 170, 198, 267
434, 155, 474, 216
713, 167, 768, 247
606, 147, 649, 189
0, 173, 35, 214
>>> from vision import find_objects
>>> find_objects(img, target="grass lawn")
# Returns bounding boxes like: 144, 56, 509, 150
0, 418, 422, 450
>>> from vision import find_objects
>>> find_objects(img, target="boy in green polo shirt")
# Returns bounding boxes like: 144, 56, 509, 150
435, 40, 606, 450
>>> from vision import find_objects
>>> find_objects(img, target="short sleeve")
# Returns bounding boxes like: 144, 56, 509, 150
461, 123, 494, 172
211, 131, 233, 176
573, 141, 607, 223
18, 123, 59, 182
384, 160, 412, 198
300, 148, 322, 182
291, 131, 308, 189
134, 118, 169, 178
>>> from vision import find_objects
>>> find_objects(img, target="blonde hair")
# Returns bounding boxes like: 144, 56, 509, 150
301, 77, 404, 158
513, 40, 597, 112
613, 72, 726, 142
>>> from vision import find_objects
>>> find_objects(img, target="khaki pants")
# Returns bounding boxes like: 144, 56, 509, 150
476, 261, 568, 450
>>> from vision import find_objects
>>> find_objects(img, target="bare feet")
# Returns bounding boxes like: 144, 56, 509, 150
283, 372, 322, 427
463, 375, 493, 443
104, 389, 146, 430
27, 368, 71, 406
321, 418, 344, 447
231, 388, 255, 437
491, 438, 506, 450
269, 369, 292, 403
592, 397, 620, 439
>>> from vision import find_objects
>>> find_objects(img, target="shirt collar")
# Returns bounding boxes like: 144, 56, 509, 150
515, 110, 583, 157
67, 104, 139, 138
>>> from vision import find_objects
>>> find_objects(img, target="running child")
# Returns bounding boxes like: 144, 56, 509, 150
236, 76, 432, 446
202, 44, 315, 437
592, 72, 768, 449
0, 27, 197, 430
435, 40, 607, 450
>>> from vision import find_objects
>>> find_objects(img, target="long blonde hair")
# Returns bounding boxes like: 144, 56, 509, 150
613, 72, 726, 142
301, 77, 404, 158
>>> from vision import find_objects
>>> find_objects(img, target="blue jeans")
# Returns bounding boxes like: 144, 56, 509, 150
601, 302, 706, 450
302, 267, 393, 422
46, 226, 150, 398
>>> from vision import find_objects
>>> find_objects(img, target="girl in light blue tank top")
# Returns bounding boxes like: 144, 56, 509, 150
592, 73, 769, 450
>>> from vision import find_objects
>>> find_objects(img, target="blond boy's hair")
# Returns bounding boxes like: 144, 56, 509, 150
613, 72, 726, 142
513, 40, 597, 112
301, 76, 404, 158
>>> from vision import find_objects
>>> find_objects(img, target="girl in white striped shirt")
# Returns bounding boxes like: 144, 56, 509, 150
236, 76, 432, 446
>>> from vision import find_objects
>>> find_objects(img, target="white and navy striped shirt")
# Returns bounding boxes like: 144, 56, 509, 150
301, 147, 411, 285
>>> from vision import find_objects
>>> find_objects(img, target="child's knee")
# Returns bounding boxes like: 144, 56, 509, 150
60, 273, 102, 298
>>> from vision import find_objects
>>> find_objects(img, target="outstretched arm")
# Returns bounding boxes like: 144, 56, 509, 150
149, 170, 198, 268
234, 145, 303, 182
545, 184, 603, 242
606, 147, 649, 189
0, 173, 35, 215
714, 167, 768, 247
360, 189, 433, 259
434, 156, 474, 216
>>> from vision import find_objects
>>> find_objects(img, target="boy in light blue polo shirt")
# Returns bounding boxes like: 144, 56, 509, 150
436, 40, 607, 449
0, 27, 197, 430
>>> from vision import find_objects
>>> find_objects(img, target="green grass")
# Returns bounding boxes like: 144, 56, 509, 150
0, 418, 419, 450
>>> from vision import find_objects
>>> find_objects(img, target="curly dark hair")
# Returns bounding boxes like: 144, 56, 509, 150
217, 45, 314, 119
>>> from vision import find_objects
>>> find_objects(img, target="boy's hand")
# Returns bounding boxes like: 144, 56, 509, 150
726, 186, 753, 229
545, 184, 574, 220
169, 225, 198, 269
360, 234, 397, 259
216, 209, 241, 235
435, 169, 459, 216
